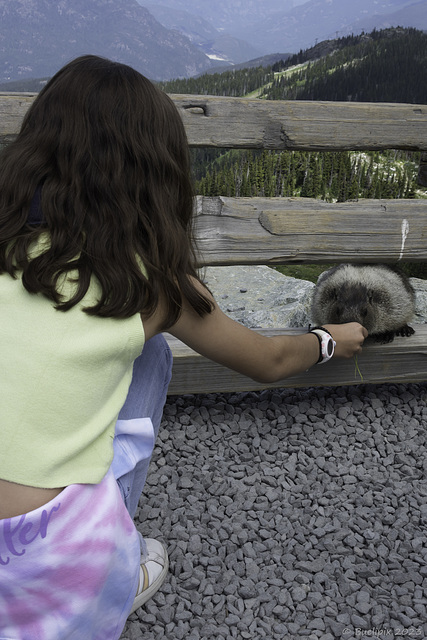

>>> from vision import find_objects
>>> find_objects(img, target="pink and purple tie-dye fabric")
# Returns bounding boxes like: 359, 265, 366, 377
0, 469, 141, 640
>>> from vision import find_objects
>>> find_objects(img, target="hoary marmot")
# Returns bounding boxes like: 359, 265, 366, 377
310, 263, 415, 343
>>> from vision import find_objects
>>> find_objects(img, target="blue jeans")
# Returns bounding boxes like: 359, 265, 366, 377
111, 334, 173, 521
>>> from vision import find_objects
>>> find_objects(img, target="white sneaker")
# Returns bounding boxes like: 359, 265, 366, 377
129, 538, 169, 614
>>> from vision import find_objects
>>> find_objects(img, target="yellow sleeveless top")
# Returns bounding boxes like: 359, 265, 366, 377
0, 264, 145, 488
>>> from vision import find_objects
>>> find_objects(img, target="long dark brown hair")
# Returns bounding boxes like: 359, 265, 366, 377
0, 55, 212, 327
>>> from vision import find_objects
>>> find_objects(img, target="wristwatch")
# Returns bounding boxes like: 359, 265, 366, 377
309, 326, 336, 364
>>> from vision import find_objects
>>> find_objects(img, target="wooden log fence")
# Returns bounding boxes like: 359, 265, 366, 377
1, 93, 426, 394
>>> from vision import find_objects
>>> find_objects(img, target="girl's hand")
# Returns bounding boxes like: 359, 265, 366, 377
323, 322, 368, 359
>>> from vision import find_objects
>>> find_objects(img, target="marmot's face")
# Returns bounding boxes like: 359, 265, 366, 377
321, 282, 377, 331
312, 263, 416, 338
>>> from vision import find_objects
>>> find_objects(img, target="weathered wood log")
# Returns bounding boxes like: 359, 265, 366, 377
0, 92, 37, 143
193, 196, 427, 265
1, 93, 426, 151
165, 325, 427, 395
173, 96, 427, 151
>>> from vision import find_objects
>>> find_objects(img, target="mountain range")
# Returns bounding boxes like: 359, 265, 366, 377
145, 0, 427, 57
0, 0, 215, 83
244, 0, 427, 53
0, 0, 426, 84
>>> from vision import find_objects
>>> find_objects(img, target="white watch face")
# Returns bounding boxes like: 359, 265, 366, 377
321, 334, 334, 360
325, 337, 334, 357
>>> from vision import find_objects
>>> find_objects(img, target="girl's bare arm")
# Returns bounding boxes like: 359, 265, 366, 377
142, 280, 368, 384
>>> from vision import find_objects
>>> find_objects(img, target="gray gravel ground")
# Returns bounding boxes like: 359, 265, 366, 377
120, 381, 427, 640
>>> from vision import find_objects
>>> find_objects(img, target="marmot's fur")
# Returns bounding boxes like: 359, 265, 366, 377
310, 264, 415, 343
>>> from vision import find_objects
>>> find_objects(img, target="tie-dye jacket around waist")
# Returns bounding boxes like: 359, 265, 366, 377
0, 469, 141, 640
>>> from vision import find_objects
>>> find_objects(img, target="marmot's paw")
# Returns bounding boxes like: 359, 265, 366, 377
395, 324, 415, 337
374, 325, 415, 342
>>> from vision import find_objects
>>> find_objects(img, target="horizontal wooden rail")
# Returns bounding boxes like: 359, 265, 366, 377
1, 93, 427, 151
0, 93, 36, 143
193, 196, 427, 265
165, 325, 427, 395
174, 96, 427, 151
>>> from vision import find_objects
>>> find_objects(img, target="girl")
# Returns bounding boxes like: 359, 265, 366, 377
0, 55, 367, 639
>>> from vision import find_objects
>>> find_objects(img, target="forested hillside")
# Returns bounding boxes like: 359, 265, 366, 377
160, 27, 426, 204
264, 27, 427, 103
191, 149, 419, 202
159, 66, 274, 97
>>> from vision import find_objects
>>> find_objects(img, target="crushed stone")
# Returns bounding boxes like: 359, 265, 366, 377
120, 382, 427, 640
